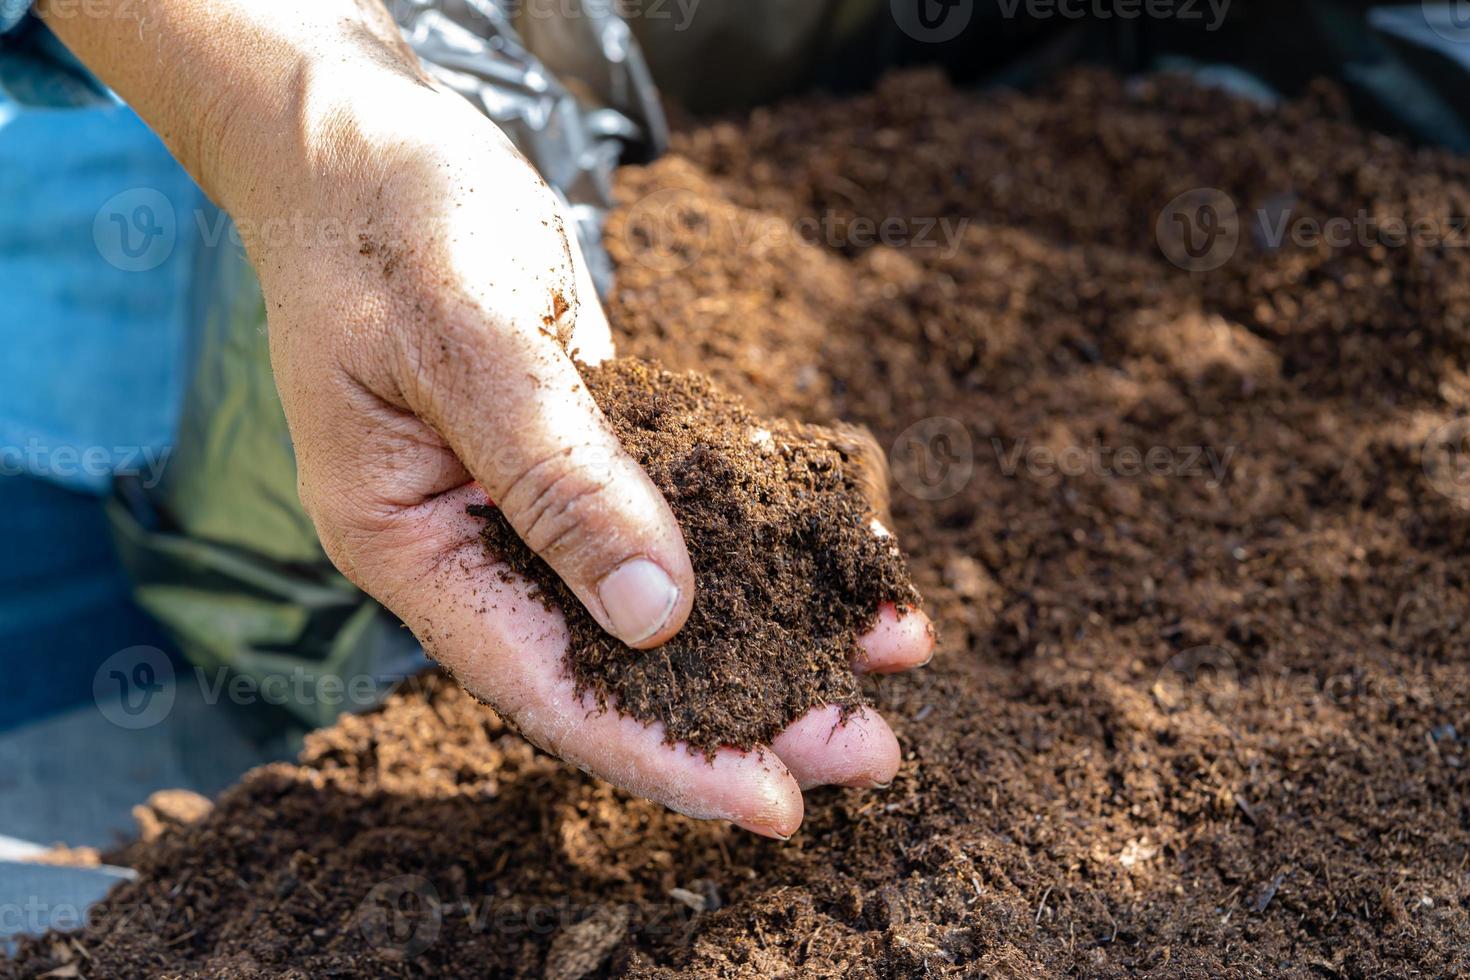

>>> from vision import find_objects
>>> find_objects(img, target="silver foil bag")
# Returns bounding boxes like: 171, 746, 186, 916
389, 0, 668, 293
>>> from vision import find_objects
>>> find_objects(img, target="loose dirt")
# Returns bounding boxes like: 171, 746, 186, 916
7, 69, 1470, 978
470, 357, 918, 754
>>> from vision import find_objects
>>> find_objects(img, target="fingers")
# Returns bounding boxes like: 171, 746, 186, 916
396, 210, 694, 650
454, 337, 693, 648
300, 472, 914, 834
371, 489, 801, 838
854, 603, 936, 675
770, 706, 901, 791
833, 423, 892, 529
768, 607, 930, 793
515, 685, 805, 841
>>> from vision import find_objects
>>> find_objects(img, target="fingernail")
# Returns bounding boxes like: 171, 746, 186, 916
598, 558, 679, 645
840, 777, 892, 790
734, 820, 792, 841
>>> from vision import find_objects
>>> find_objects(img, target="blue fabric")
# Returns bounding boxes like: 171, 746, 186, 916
0, 1, 26, 33
0, 13, 107, 108
0, 13, 203, 494
0, 43, 205, 494
0, 474, 177, 731
0, 12, 205, 729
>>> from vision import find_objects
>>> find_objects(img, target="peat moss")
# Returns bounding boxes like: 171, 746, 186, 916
470, 357, 919, 753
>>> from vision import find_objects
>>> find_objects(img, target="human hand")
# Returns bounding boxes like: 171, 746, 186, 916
42, 0, 934, 837
259, 81, 933, 837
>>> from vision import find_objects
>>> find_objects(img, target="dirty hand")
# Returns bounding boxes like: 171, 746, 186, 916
43, 0, 934, 838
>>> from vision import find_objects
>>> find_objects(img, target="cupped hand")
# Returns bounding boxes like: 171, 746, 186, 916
252, 80, 934, 838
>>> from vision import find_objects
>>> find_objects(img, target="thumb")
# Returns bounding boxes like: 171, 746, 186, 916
409, 315, 694, 650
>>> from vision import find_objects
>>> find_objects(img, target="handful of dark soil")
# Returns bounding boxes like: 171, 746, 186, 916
469, 357, 920, 754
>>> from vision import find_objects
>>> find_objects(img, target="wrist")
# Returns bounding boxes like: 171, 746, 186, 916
40, 0, 434, 222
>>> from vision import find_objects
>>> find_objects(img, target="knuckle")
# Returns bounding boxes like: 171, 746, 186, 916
297, 461, 430, 597
497, 444, 621, 563
391, 302, 476, 418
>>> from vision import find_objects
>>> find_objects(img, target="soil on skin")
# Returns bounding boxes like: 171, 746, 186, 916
8, 69, 1470, 978
468, 357, 918, 754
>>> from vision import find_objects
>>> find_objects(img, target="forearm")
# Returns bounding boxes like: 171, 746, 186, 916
38, 0, 428, 220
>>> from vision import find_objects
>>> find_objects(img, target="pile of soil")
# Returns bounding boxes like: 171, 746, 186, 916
9, 70, 1470, 977
469, 357, 917, 753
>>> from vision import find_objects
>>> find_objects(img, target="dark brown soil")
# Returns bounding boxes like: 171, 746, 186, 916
9, 69, 1470, 978
468, 357, 918, 753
